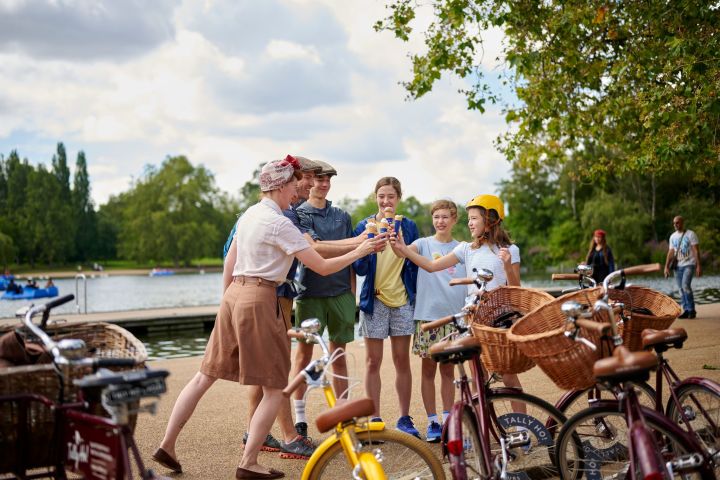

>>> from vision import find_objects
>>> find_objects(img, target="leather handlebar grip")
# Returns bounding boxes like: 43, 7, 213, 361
421, 315, 455, 332
552, 273, 581, 281
622, 263, 661, 276
287, 329, 306, 340
449, 278, 475, 286
283, 372, 306, 397
575, 319, 611, 334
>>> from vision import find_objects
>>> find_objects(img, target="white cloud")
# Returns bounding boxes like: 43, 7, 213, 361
0, 0, 514, 208
265, 39, 322, 64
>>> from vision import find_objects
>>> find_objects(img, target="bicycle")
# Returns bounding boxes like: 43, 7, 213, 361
552, 264, 720, 475
0, 294, 169, 480
550, 265, 658, 419
554, 266, 716, 479
284, 318, 445, 480
421, 268, 570, 480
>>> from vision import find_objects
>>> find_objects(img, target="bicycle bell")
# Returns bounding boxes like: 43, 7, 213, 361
56, 338, 88, 360
477, 268, 494, 283
561, 300, 587, 319
576, 264, 593, 278
300, 318, 321, 334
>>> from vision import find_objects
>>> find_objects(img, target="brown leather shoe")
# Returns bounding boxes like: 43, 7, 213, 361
152, 447, 182, 473
235, 467, 284, 479
235, 467, 285, 480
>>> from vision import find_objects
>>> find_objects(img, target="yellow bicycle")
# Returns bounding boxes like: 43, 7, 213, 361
285, 319, 445, 480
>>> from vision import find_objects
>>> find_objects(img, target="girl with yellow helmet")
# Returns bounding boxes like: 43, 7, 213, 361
389, 193, 526, 407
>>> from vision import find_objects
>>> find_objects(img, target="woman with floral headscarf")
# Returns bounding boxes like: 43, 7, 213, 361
154, 156, 376, 480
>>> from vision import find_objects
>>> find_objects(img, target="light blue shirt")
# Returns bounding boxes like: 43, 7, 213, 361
412, 236, 467, 321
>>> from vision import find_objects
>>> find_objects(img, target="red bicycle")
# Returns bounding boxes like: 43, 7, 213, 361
0, 294, 169, 480
423, 268, 569, 480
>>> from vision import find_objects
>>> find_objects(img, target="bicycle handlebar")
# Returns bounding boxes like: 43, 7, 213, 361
43, 294, 75, 311
449, 278, 475, 286
620, 263, 661, 276
552, 273, 581, 281
574, 319, 612, 335
286, 329, 306, 340
421, 312, 465, 332
283, 371, 308, 397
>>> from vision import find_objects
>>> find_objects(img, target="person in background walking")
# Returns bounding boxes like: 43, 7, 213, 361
409, 199, 466, 442
585, 229, 615, 283
664, 215, 701, 319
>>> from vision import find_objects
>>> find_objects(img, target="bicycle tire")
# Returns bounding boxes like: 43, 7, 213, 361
556, 381, 656, 421
485, 391, 570, 479
446, 406, 488, 480
556, 404, 708, 480
665, 382, 720, 478
306, 429, 445, 480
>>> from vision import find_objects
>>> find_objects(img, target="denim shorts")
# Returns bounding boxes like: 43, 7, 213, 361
359, 301, 414, 339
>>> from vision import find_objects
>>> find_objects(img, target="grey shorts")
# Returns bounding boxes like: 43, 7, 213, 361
359, 301, 414, 339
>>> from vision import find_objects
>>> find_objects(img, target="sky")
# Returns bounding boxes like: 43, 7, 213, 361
0, 0, 515, 208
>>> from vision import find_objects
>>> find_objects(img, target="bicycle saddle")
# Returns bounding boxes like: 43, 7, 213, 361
429, 336, 482, 364
641, 328, 687, 352
315, 397, 376, 433
593, 346, 658, 384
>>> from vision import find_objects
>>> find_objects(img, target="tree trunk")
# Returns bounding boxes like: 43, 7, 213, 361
651, 173, 657, 241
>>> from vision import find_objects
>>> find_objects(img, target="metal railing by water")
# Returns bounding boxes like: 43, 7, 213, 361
74, 273, 87, 314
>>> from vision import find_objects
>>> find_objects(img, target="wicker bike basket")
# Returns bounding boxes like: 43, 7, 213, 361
470, 286, 554, 374
613, 286, 681, 351
0, 321, 147, 473
507, 287, 615, 390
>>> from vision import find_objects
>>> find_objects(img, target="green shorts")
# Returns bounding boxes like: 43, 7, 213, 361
295, 291, 356, 344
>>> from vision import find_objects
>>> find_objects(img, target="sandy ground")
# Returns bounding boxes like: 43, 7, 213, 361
134, 304, 720, 480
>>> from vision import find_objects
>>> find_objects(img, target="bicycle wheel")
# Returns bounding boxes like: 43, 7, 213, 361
557, 381, 656, 420
485, 391, 569, 479
556, 405, 706, 480
666, 382, 720, 478
446, 406, 488, 480
306, 429, 445, 479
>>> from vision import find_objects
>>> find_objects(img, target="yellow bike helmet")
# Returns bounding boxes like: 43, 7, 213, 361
465, 194, 505, 220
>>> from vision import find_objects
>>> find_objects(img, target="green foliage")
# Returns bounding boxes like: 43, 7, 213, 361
0, 232, 16, 268
376, 0, 720, 181
116, 156, 231, 267
580, 192, 652, 267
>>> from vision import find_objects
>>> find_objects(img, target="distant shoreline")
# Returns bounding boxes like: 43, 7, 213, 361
10, 267, 223, 280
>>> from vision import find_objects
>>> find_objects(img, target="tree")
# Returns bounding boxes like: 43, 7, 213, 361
52, 142, 71, 202
376, 1, 720, 183
117, 156, 226, 266
72, 151, 97, 261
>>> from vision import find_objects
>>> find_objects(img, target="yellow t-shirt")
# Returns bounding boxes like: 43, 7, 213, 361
375, 247, 408, 308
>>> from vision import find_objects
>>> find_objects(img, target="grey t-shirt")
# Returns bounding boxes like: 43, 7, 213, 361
412, 237, 467, 321
296, 200, 354, 298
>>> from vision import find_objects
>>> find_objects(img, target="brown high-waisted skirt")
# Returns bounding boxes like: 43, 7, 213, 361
200, 277, 290, 388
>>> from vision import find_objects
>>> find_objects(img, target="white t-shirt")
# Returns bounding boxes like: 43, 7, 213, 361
452, 242, 521, 294
233, 198, 310, 282
669, 230, 699, 267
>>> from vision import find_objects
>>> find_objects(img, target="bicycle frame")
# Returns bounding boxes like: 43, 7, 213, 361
446, 349, 495, 478
288, 322, 386, 480
0, 295, 166, 480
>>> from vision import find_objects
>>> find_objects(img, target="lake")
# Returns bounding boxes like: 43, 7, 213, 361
2, 272, 717, 360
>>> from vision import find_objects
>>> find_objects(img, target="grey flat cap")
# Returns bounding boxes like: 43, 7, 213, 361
293, 156, 323, 173
313, 159, 337, 177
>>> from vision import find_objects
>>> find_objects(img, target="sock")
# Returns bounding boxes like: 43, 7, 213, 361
294, 399, 306, 424
427, 414, 439, 425
442, 411, 450, 423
